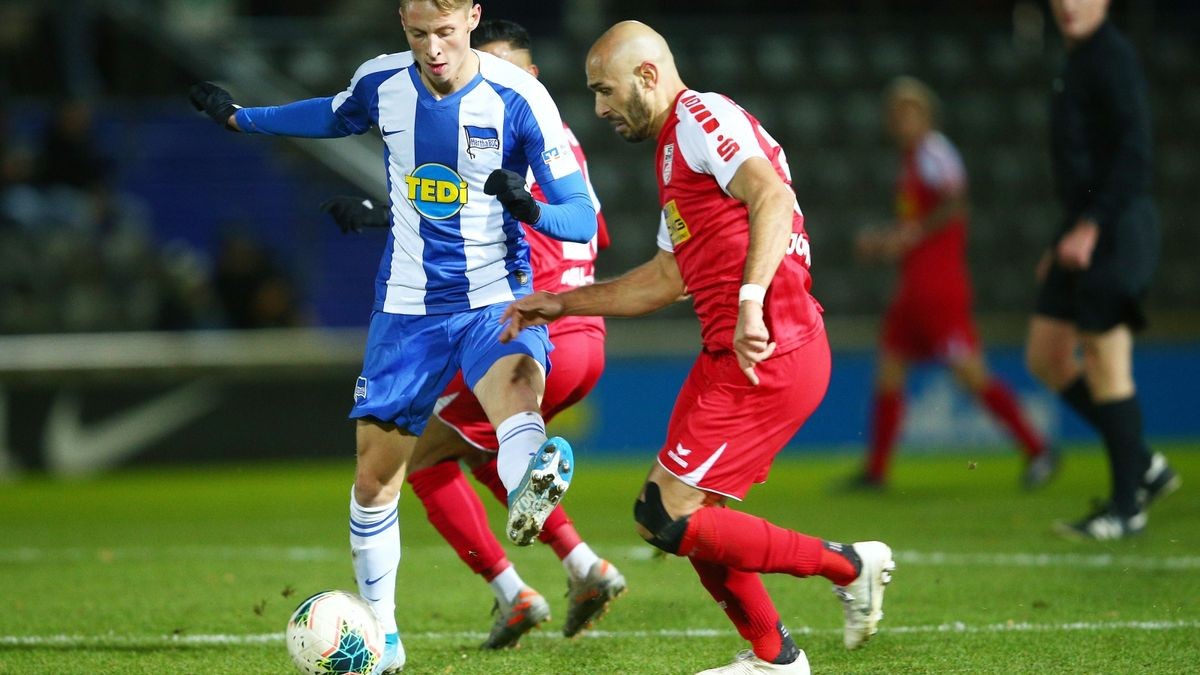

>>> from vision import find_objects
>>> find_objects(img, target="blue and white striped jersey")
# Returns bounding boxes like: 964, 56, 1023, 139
235, 50, 596, 315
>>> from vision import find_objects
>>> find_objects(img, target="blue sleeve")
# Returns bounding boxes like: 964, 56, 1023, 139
529, 171, 597, 244
235, 97, 360, 138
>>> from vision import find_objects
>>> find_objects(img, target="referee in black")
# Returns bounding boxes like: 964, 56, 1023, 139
1025, 0, 1179, 540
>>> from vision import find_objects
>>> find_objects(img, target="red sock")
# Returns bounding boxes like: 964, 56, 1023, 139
538, 512, 582, 559
407, 461, 508, 580
469, 457, 509, 505
866, 390, 903, 481
470, 457, 578, 557
980, 380, 1046, 458
679, 505, 858, 586
690, 558, 783, 661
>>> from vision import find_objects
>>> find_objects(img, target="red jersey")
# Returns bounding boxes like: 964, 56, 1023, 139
527, 123, 610, 337
895, 131, 972, 305
654, 90, 822, 355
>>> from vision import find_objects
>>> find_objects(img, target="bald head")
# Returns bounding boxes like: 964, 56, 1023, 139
586, 21, 685, 142
588, 21, 676, 77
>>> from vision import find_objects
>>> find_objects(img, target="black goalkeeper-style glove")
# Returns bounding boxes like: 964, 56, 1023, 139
320, 196, 389, 234
484, 168, 541, 225
189, 82, 241, 130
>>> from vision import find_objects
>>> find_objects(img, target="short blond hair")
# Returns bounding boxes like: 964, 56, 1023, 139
399, 0, 472, 12
885, 75, 940, 121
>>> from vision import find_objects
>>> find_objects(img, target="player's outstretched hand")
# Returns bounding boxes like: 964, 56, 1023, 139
320, 196, 389, 234
733, 299, 776, 386
499, 291, 564, 343
484, 169, 541, 225
189, 82, 241, 130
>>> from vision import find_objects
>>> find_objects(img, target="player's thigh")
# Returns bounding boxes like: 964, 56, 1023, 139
881, 301, 925, 362
351, 311, 459, 436
541, 329, 606, 421
657, 335, 831, 501
458, 304, 551, 425
409, 414, 479, 473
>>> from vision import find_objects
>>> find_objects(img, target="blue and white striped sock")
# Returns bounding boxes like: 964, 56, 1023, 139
349, 487, 400, 635
495, 411, 548, 495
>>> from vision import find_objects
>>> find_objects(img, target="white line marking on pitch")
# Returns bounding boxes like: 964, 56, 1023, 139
2, 546, 1199, 571
3, 620, 1198, 647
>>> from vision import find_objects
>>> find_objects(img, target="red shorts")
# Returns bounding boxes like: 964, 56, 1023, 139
881, 294, 980, 362
656, 332, 831, 500
434, 328, 605, 451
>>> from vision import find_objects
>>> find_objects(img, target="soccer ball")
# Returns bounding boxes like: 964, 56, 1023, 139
286, 590, 384, 675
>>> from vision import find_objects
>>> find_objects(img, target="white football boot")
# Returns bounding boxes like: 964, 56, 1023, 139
833, 541, 895, 650
695, 649, 810, 674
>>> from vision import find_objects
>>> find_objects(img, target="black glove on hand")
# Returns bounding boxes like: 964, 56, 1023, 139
320, 196, 388, 234
189, 82, 240, 130
484, 169, 541, 224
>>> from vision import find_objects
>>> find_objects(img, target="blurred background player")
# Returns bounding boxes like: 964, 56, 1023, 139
321, 18, 626, 651
853, 76, 1055, 490
503, 21, 894, 675
1027, 0, 1179, 540
189, 1, 598, 671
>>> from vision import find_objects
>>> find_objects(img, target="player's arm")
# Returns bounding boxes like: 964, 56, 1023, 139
1057, 49, 1150, 270
726, 157, 796, 384
527, 172, 598, 244
190, 60, 381, 138
190, 82, 354, 138
729, 157, 796, 292
232, 97, 353, 137
1079, 45, 1152, 229
500, 249, 684, 343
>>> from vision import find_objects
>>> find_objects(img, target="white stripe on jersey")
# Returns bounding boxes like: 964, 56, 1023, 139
656, 211, 674, 253
457, 82, 517, 309
479, 55, 580, 181
333, 49, 583, 314
378, 69, 428, 314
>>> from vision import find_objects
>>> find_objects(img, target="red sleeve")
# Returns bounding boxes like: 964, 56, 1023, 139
595, 211, 610, 251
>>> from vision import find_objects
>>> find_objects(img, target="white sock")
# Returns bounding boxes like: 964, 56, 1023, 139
487, 564, 526, 605
349, 486, 400, 634
495, 411, 547, 494
562, 543, 601, 581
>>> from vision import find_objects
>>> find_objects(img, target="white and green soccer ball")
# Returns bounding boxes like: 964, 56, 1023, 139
286, 590, 384, 675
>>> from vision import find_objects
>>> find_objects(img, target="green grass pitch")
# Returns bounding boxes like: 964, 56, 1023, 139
1, 444, 1197, 674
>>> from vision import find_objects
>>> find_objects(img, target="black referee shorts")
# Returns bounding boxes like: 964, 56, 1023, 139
1035, 197, 1160, 333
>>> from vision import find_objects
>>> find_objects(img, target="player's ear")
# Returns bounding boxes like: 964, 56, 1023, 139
467, 3, 481, 31
637, 61, 658, 90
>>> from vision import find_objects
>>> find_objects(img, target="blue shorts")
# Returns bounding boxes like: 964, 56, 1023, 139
349, 305, 551, 435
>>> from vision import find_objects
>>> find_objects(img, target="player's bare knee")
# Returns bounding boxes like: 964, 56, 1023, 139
1025, 344, 1069, 388
352, 474, 399, 506
633, 482, 691, 554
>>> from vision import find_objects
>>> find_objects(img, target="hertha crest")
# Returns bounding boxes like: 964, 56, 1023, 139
662, 143, 674, 185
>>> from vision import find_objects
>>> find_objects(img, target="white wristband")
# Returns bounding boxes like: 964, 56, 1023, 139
738, 283, 766, 305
